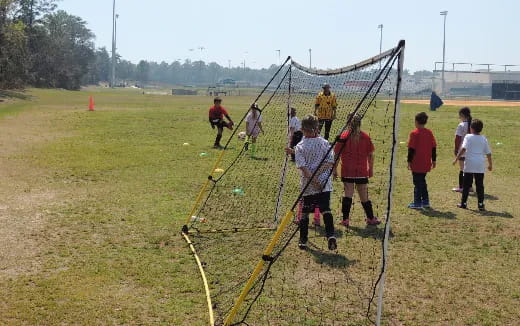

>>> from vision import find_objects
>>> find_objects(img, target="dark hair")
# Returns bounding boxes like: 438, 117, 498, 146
459, 107, 472, 133
214, 97, 222, 103
470, 119, 483, 133
415, 112, 428, 125
301, 114, 319, 132
290, 107, 296, 117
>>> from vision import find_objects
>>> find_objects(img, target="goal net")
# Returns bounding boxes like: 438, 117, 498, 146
182, 40, 405, 326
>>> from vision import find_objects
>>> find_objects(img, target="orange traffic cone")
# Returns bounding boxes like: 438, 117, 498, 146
88, 95, 95, 111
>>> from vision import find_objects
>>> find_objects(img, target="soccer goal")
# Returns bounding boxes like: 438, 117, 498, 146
182, 40, 405, 326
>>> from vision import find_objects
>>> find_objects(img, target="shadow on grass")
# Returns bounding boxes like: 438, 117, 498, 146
472, 210, 514, 218
306, 244, 355, 268
420, 208, 457, 219
347, 225, 391, 240
310, 224, 345, 239
468, 193, 499, 201
0, 89, 32, 100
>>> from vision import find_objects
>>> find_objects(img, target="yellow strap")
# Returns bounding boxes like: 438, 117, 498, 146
182, 232, 215, 326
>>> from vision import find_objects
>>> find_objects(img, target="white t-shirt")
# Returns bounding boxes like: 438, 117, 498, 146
245, 111, 262, 135
462, 134, 492, 173
289, 116, 301, 132
455, 121, 470, 156
295, 136, 334, 196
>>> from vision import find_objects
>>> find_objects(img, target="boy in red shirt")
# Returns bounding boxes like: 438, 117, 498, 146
407, 112, 437, 209
333, 113, 380, 226
208, 97, 234, 149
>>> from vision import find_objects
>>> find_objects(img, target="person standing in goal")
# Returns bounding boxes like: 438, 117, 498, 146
407, 112, 437, 209
245, 103, 264, 157
208, 97, 234, 149
289, 107, 303, 162
286, 115, 337, 251
453, 107, 472, 192
314, 83, 337, 140
453, 119, 492, 211
333, 113, 380, 227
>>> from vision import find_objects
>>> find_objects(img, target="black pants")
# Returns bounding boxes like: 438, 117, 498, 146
290, 131, 303, 161
461, 172, 484, 204
300, 192, 334, 242
318, 119, 333, 140
412, 172, 429, 204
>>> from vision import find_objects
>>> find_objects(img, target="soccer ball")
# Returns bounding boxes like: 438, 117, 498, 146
237, 131, 247, 141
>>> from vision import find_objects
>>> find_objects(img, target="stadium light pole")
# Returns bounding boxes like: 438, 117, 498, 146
377, 24, 383, 55
276, 49, 281, 65
309, 48, 312, 69
440, 10, 448, 95
110, 0, 116, 88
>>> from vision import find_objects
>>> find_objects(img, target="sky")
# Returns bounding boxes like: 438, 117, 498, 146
58, 0, 520, 72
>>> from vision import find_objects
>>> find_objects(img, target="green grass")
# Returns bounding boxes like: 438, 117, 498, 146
0, 88, 518, 325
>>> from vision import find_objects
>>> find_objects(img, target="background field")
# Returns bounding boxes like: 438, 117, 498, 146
0, 89, 518, 325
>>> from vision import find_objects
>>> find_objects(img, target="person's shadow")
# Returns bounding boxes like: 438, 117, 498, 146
347, 225, 391, 240
305, 242, 356, 268
468, 193, 499, 201
472, 210, 513, 218
420, 208, 457, 219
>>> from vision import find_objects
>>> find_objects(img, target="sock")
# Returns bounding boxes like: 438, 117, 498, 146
251, 143, 257, 156
341, 197, 352, 220
361, 201, 374, 219
322, 212, 334, 238
458, 171, 464, 188
299, 213, 309, 243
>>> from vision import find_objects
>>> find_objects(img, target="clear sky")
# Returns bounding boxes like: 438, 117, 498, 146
59, 0, 520, 72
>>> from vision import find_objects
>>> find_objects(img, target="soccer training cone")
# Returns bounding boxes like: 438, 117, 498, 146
88, 95, 95, 111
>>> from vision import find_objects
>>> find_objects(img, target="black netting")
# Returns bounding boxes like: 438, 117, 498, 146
184, 41, 404, 325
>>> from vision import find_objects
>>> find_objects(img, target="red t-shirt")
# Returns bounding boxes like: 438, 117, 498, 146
334, 131, 375, 178
408, 128, 437, 173
208, 105, 228, 120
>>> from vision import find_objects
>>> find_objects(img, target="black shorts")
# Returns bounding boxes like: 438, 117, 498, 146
302, 191, 331, 214
210, 118, 226, 129
341, 177, 369, 184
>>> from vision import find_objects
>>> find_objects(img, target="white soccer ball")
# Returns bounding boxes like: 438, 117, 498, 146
237, 131, 247, 141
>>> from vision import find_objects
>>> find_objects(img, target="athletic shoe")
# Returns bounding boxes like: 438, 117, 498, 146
452, 187, 463, 193
422, 200, 431, 208
213, 144, 224, 149
469, 187, 474, 193
457, 203, 467, 209
478, 203, 485, 211
327, 236, 337, 250
366, 217, 381, 226
407, 202, 422, 209
298, 241, 307, 250
339, 219, 350, 227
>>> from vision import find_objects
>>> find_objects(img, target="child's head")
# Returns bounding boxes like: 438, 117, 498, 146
459, 107, 471, 120
301, 114, 319, 136
347, 113, 362, 136
214, 97, 222, 107
322, 83, 331, 95
415, 112, 428, 126
470, 119, 483, 134
290, 107, 297, 117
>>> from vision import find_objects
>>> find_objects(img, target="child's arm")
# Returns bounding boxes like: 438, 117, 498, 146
487, 154, 493, 171
454, 135, 462, 156
452, 148, 466, 165
299, 167, 322, 190
368, 152, 374, 177
407, 148, 415, 170
246, 121, 250, 136
258, 122, 264, 134
333, 154, 340, 179
209, 117, 215, 129
431, 147, 437, 169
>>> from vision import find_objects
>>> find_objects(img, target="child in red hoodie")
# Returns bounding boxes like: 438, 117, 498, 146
407, 112, 437, 209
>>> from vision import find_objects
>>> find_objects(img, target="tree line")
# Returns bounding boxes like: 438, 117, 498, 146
0, 0, 280, 90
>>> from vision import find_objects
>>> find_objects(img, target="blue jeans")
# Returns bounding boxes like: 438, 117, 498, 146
412, 172, 429, 204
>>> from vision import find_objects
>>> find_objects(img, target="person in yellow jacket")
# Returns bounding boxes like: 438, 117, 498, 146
314, 83, 337, 140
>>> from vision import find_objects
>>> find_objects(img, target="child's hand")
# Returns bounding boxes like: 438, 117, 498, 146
211, 124, 215, 129
333, 169, 338, 180
407, 162, 411, 170
452, 158, 458, 165
285, 147, 294, 155
368, 168, 374, 178
432, 162, 436, 169
488, 165, 493, 171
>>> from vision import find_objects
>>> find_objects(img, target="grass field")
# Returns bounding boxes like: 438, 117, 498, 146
0, 88, 518, 325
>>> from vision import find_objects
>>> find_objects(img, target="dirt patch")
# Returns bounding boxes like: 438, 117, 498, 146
401, 99, 520, 107
0, 111, 69, 277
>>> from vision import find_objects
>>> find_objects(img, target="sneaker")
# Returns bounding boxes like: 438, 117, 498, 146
213, 144, 224, 149
457, 203, 467, 209
366, 217, 381, 225
422, 200, 431, 208
452, 187, 463, 193
327, 236, 337, 250
478, 203, 485, 211
298, 241, 307, 250
407, 202, 422, 209
340, 219, 350, 227
469, 187, 474, 193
